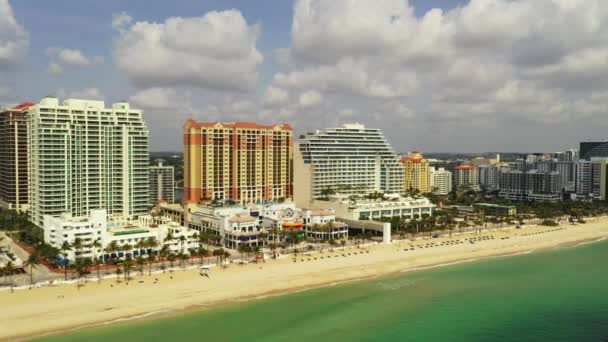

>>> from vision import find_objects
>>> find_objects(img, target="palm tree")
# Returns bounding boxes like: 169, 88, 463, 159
23, 252, 41, 288
179, 253, 189, 271
268, 243, 278, 259
104, 241, 119, 261
145, 237, 159, 275
72, 237, 84, 261
178, 235, 187, 254
115, 267, 122, 283
122, 260, 132, 281
159, 245, 170, 273
60, 241, 72, 281
213, 248, 224, 266
89, 239, 103, 283
147, 253, 156, 276
122, 244, 133, 259
167, 253, 176, 269
136, 256, 145, 276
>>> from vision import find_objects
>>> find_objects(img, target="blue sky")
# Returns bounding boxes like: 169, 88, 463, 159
2, 0, 607, 153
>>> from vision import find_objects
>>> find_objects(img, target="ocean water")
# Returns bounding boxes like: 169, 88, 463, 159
38, 240, 608, 342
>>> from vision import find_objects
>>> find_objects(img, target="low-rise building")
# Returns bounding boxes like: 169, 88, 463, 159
473, 203, 517, 217
312, 194, 435, 221
43, 209, 199, 261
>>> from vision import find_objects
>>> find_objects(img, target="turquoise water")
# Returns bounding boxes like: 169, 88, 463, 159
39, 240, 608, 341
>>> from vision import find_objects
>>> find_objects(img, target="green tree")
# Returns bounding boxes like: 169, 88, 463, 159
23, 252, 41, 288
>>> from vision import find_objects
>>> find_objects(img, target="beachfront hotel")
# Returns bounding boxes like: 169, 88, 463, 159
294, 123, 405, 207
183, 120, 293, 204
43, 209, 199, 260
29, 97, 150, 227
150, 160, 175, 204
0, 103, 32, 212
188, 201, 348, 249
401, 151, 431, 194
310, 193, 435, 222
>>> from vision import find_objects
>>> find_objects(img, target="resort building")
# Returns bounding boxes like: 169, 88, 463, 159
454, 165, 480, 191
183, 120, 293, 204
429, 167, 452, 195
188, 201, 347, 249
29, 97, 150, 227
312, 194, 435, 221
401, 151, 431, 194
294, 123, 404, 208
0, 103, 32, 212
150, 160, 175, 204
43, 209, 199, 261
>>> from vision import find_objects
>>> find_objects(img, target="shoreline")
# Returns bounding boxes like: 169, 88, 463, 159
4, 220, 608, 341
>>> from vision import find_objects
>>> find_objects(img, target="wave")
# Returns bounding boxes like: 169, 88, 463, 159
574, 237, 607, 247
401, 258, 480, 273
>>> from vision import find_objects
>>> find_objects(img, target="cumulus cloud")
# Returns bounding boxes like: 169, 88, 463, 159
130, 87, 181, 110
264, 86, 289, 107
259, 0, 608, 152
0, 0, 28, 68
46, 48, 101, 75
114, 10, 263, 91
299, 90, 322, 108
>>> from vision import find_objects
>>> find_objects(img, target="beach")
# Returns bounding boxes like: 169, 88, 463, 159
2, 218, 608, 341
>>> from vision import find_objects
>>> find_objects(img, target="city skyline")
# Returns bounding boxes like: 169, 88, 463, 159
1, 0, 608, 153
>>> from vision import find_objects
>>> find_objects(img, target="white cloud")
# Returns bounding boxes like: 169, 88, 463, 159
56, 48, 91, 66
299, 90, 322, 108
113, 10, 263, 91
47, 62, 63, 75
264, 86, 289, 107
0, 0, 28, 68
46, 48, 101, 75
130, 87, 181, 110
257, 0, 608, 152
112, 12, 132, 32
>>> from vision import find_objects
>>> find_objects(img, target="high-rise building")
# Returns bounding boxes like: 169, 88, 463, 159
576, 158, 608, 200
478, 164, 500, 191
183, 120, 293, 204
580, 141, 608, 160
499, 169, 562, 202
0, 103, 32, 212
401, 151, 431, 194
29, 97, 149, 227
454, 165, 480, 191
294, 123, 404, 207
150, 160, 174, 204
429, 167, 452, 195
576, 160, 593, 196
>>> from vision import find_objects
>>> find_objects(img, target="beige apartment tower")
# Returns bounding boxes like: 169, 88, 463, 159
183, 120, 293, 204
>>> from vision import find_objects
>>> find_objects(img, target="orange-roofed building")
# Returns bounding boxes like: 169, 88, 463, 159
454, 165, 480, 191
400, 151, 431, 194
183, 120, 293, 204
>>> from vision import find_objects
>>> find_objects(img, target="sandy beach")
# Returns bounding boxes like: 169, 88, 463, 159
2, 218, 608, 341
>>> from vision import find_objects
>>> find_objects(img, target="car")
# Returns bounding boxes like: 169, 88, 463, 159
432, 234, 439, 238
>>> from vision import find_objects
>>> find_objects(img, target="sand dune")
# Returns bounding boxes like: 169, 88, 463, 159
2, 218, 608, 341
